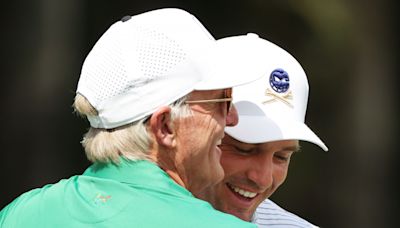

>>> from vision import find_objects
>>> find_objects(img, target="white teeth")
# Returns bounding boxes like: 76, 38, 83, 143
216, 139, 222, 146
229, 184, 257, 199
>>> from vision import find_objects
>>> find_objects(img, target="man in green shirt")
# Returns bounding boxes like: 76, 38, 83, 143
0, 8, 274, 227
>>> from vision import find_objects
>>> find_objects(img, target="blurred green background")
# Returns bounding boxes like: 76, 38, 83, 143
1, 1, 398, 227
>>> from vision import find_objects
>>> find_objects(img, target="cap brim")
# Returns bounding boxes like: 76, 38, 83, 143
194, 34, 270, 90
225, 101, 328, 151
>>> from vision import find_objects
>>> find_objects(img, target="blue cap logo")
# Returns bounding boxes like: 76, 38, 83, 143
269, 68, 289, 93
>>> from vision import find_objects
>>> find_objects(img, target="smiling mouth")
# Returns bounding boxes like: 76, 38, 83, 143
227, 183, 257, 199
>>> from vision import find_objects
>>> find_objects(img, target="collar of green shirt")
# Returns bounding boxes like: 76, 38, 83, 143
83, 158, 192, 197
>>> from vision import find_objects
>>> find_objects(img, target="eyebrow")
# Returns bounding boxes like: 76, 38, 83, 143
285, 145, 301, 153
232, 142, 301, 153
227, 136, 301, 152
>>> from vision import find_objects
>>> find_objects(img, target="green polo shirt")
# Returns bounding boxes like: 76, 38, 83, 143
0, 159, 255, 227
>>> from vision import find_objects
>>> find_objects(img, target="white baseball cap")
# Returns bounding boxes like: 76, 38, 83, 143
76, 8, 271, 129
224, 36, 328, 151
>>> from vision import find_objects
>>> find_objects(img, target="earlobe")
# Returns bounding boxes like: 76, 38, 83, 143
149, 106, 175, 148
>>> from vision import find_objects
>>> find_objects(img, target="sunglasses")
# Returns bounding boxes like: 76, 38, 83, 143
185, 89, 233, 114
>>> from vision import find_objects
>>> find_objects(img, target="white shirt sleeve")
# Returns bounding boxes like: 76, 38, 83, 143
251, 199, 319, 228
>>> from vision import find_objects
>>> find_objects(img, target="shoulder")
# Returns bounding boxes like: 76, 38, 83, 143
0, 178, 72, 227
252, 199, 318, 228
196, 204, 256, 228
149, 194, 256, 227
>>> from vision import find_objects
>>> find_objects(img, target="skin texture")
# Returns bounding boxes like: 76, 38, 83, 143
197, 135, 299, 221
148, 89, 236, 197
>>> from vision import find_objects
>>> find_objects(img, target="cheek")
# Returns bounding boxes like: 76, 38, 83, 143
193, 114, 221, 134
220, 153, 246, 177
178, 116, 215, 144
274, 165, 289, 186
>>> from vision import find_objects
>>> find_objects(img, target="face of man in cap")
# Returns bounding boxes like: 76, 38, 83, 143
148, 89, 236, 196
197, 135, 299, 221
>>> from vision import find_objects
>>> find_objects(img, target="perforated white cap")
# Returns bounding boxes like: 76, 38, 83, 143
224, 36, 328, 151
76, 9, 271, 129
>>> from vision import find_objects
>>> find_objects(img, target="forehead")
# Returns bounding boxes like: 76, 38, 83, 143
223, 135, 300, 151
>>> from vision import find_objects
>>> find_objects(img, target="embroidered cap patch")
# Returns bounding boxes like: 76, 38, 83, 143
264, 68, 293, 107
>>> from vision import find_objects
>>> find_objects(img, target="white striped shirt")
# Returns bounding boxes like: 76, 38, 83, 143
252, 199, 318, 227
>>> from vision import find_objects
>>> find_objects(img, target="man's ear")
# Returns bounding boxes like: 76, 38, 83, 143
149, 106, 175, 148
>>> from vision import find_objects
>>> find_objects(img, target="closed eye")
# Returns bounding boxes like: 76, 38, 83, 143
219, 144, 256, 155
233, 145, 257, 155
274, 154, 290, 162
274, 150, 295, 163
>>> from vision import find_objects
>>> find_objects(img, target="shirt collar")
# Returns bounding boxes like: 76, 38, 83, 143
83, 158, 192, 197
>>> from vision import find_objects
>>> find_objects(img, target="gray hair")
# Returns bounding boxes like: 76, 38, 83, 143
73, 93, 191, 164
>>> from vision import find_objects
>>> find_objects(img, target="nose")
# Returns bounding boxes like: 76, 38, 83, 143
225, 104, 238, 126
246, 155, 273, 190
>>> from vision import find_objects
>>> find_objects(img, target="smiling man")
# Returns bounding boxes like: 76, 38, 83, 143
197, 36, 328, 227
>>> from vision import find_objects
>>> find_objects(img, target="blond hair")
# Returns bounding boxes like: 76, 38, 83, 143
72, 93, 191, 164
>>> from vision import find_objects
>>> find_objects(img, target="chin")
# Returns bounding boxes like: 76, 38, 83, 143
225, 209, 252, 222
211, 151, 225, 183
212, 165, 225, 185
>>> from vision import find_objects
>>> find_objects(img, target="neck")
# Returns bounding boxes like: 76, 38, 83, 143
148, 147, 187, 189
163, 168, 186, 188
